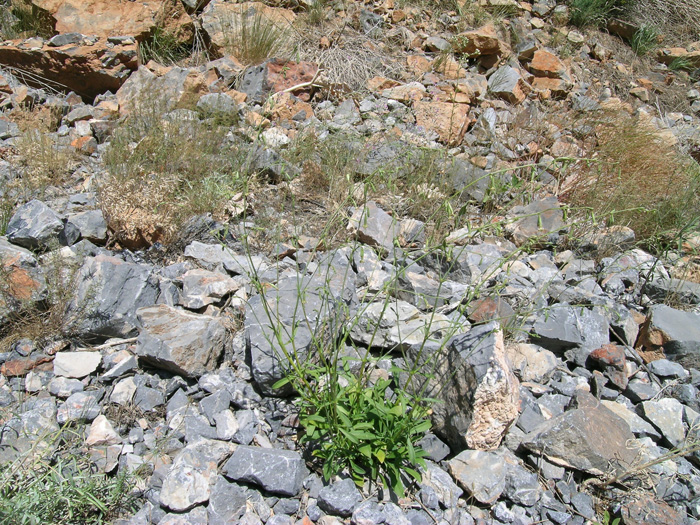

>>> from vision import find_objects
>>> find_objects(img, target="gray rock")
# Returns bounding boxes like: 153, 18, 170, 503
232, 409, 258, 445
157, 506, 208, 524
417, 433, 451, 463
521, 393, 636, 476
69, 255, 160, 339
207, 476, 247, 524
448, 449, 506, 504
506, 197, 564, 246
347, 201, 399, 252
421, 461, 463, 509
647, 359, 688, 379
487, 66, 528, 104
0, 397, 59, 464
53, 351, 101, 378
179, 268, 240, 309
196, 93, 237, 115
48, 32, 84, 47
48, 376, 84, 398
57, 391, 101, 423
133, 386, 165, 411
66, 210, 108, 244
223, 446, 308, 496
0, 237, 46, 318
360, 9, 383, 36
644, 276, 700, 305
639, 304, 700, 363
394, 271, 445, 310
6, 199, 64, 250
318, 478, 363, 517
640, 398, 686, 447
159, 465, 210, 512
404, 323, 520, 450
184, 241, 268, 277
531, 305, 610, 354
352, 501, 386, 525
135, 305, 227, 377
200, 389, 232, 425
600, 400, 661, 439
246, 261, 355, 395
503, 455, 541, 507
0, 119, 20, 139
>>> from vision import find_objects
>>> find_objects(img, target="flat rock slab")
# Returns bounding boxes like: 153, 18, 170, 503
448, 449, 506, 504
522, 395, 636, 475
223, 445, 307, 496
506, 196, 564, 246
347, 201, 399, 252
53, 351, 102, 378
179, 268, 240, 309
135, 304, 226, 377
640, 398, 686, 447
531, 304, 609, 354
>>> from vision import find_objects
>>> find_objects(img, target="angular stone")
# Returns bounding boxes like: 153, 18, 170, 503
601, 400, 660, 439
487, 66, 530, 104
69, 255, 160, 339
619, 494, 685, 525
506, 197, 564, 246
246, 259, 355, 395
85, 414, 121, 446
6, 200, 64, 250
318, 478, 362, 517
453, 24, 509, 56
184, 241, 268, 277
223, 446, 308, 496
48, 376, 84, 398
347, 201, 399, 252
522, 394, 636, 475
0, 398, 59, 464
135, 305, 227, 377
53, 351, 101, 378
529, 49, 568, 79
448, 450, 506, 504
0, 237, 46, 316
179, 269, 240, 309
238, 58, 316, 105
531, 305, 610, 354
413, 101, 470, 146
640, 398, 686, 447
421, 461, 463, 509
0, 40, 138, 99
588, 343, 627, 390
66, 210, 108, 244
405, 323, 520, 450
638, 304, 700, 363
57, 392, 101, 423
505, 343, 558, 383
160, 465, 210, 512
208, 476, 247, 524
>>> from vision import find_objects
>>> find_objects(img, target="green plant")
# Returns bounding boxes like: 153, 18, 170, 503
221, 7, 292, 66
0, 424, 140, 524
278, 360, 431, 493
12, 129, 76, 199
630, 24, 659, 56
568, 0, 629, 28
669, 56, 694, 72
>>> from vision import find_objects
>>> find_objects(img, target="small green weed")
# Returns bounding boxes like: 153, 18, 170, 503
139, 26, 192, 66
669, 56, 694, 72
568, 0, 629, 28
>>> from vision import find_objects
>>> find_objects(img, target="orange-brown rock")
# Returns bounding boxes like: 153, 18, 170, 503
381, 82, 426, 103
32, 0, 193, 42
453, 24, 509, 57
530, 76, 569, 98
71, 136, 98, 154
0, 40, 138, 99
265, 92, 314, 124
406, 55, 432, 77
529, 49, 568, 79
1, 355, 54, 377
413, 100, 471, 146
367, 76, 401, 91
432, 55, 466, 80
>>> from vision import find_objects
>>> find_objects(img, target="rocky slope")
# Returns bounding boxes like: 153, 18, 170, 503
1, 0, 700, 524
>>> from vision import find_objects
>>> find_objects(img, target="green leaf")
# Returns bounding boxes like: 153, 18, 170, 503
359, 444, 372, 458
407, 439, 415, 464
412, 419, 431, 434
271, 376, 291, 389
404, 466, 422, 483
375, 449, 386, 464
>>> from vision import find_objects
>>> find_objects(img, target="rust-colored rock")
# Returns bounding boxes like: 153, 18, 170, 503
32, 0, 193, 42
530, 76, 570, 98
1, 355, 54, 377
529, 49, 568, 79
265, 92, 314, 124
0, 40, 138, 99
589, 343, 628, 390
413, 100, 471, 146
367, 76, 401, 91
116, 66, 208, 115
453, 24, 509, 57
620, 495, 684, 525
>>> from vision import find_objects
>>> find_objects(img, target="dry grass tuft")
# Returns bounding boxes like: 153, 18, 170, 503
561, 110, 700, 252
625, 0, 700, 44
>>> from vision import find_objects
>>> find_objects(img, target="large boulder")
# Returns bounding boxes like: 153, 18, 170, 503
68, 255, 160, 339
6, 200, 64, 250
638, 304, 700, 365
223, 445, 308, 497
0, 40, 138, 99
245, 252, 356, 395
135, 304, 227, 377
404, 322, 520, 450
31, 0, 193, 42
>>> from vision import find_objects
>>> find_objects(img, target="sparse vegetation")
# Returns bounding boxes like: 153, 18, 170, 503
630, 24, 659, 56
221, 8, 292, 66
568, 0, 629, 28
0, 424, 141, 524
0, 0, 54, 40
561, 110, 700, 253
